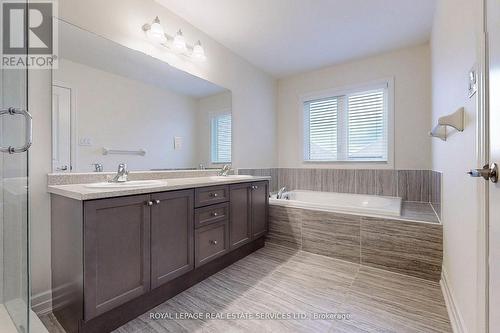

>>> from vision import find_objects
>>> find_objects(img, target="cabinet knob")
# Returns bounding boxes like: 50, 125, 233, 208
210, 192, 218, 197
209, 240, 218, 245
146, 201, 153, 206
212, 212, 218, 217
251, 185, 258, 190
155, 199, 161, 205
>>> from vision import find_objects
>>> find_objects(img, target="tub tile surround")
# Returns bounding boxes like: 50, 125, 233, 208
361, 217, 443, 281
268, 205, 443, 281
302, 210, 361, 263
238, 168, 442, 217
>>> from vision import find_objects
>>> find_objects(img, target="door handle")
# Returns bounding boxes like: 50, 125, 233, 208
0, 107, 32, 154
56, 166, 68, 171
468, 163, 498, 183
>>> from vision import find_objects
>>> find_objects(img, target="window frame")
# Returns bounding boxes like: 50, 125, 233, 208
210, 111, 232, 165
301, 78, 394, 169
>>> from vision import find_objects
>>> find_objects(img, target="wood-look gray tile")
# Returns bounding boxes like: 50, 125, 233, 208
355, 170, 377, 195
401, 202, 439, 224
375, 170, 398, 196
333, 170, 356, 193
360, 217, 443, 281
397, 170, 431, 202
351, 266, 450, 321
41, 243, 450, 333
268, 206, 302, 249
334, 289, 451, 333
302, 211, 361, 263
430, 171, 442, 207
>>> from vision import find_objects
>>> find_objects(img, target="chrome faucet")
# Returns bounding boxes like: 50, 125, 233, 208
109, 163, 129, 183
92, 163, 103, 173
217, 164, 231, 176
276, 186, 287, 199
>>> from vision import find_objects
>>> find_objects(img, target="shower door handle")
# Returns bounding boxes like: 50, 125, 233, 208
0, 107, 33, 154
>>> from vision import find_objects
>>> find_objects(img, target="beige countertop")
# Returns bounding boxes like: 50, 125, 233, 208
47, 175, 271, 201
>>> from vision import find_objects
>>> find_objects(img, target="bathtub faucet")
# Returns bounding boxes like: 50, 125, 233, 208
276, 186, 287, 199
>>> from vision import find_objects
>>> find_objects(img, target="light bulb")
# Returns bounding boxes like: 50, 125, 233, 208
147, 16, 166, 43
192, 40, 206, 61
173, 29, 187, 52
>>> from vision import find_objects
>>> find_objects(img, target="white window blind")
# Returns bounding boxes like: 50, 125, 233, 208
211, 113, 232, 163
304, 84, 389, 162
305, 97, 338, 160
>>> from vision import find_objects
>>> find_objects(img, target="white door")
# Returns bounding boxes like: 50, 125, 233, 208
52, 85, 72, 172
487, 1, 500, 331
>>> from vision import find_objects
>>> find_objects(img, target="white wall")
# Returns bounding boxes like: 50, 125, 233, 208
55, 59, 199, 172
29, 0, 277, 303
196, 91, 232, 168
431, 0, 482, 331
277, 44, 432, 169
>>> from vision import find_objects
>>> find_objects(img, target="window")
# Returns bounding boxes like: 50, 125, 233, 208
211, 113, 232, 163
304, 83, 390, 162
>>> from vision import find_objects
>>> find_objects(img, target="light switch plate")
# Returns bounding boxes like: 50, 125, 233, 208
469, 66, 477, 98
174, 136, 183, 150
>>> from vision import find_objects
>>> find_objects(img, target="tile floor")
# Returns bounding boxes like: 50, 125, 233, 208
41, 243, 451, 333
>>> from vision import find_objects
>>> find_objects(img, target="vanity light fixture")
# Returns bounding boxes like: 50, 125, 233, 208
147, 16, 166, 43
142, 17, 206, 61
173, 29, 188, 52
192, 40, 206, 61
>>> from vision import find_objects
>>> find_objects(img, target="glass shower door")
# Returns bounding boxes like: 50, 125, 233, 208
0, 6, 31, 333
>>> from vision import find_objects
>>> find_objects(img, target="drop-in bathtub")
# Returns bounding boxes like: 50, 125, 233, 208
269, 190, 402, 217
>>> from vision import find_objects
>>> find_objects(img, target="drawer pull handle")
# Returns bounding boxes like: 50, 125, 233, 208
212, 212, 218, 217
146, 201, 154, 206
209, 192, 218, 197
209, 240, 218, 245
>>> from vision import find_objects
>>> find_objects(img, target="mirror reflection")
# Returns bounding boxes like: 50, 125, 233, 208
52, 21, 232, 173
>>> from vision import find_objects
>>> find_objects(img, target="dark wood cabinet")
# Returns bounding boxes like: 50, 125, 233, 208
83, 195, 151, 320
251, 181, 269, 239
229, 181, 269, 249
51, 179, 269, 333
229, 183, 252, 249
151, 190, 194, 289
195, 221, 229, 267
195, 185, 229, 207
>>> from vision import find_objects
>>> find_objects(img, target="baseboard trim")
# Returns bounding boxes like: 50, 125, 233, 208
31, 289, 53, 316
440, 268, 468, 333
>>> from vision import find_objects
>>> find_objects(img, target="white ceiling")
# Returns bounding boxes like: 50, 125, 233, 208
156, 0, 437, 78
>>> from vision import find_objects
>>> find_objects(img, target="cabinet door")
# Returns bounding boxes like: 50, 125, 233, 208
251, 181, 269, 239
229, 183, 252, 249
84, 195, 151, 320
151, 190, 194, 289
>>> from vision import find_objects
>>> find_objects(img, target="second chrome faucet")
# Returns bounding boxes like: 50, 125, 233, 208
109, 163, 129, 183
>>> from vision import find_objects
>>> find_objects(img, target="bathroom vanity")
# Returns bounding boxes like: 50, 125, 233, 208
48, 176, 269, 333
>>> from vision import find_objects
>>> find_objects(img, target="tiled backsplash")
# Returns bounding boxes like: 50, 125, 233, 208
238, 168, 442, 206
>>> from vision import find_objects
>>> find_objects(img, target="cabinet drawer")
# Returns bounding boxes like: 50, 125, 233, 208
195, 185, 229, 207
194, 202, 229, 228
195, 221, 229, 267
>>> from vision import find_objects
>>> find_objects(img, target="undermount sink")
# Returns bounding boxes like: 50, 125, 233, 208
208, 175, 254, 181
84, 180, 165, 189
